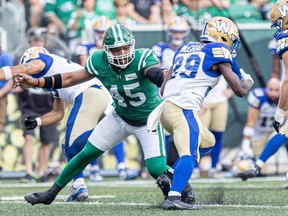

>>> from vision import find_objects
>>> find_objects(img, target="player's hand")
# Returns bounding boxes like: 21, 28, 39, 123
240, 69, 254, 85
24, 116, 38, 130
13, 73, 36, 88
274, 107, 285, 133
241, 139, 254, 159
273, 120, 281, 133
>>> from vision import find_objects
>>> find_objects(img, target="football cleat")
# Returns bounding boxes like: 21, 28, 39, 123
161, 196, 199, 210
118, 168, 138, 180
89, 169, 104, 182
65, 185, 88, 202
156, 171, 196, 205
24, 191, 56, 205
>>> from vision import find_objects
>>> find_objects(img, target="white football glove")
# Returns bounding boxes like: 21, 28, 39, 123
240, 68, 254, 85
240, 139, 254, 159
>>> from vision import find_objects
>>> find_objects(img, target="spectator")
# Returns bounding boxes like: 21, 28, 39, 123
149, 0, 176, 25
94, 0, 116, 19
44, 0, 79, 41
67, 0, 98, 54
128, 0, 161, 24
113, 0, 138, 26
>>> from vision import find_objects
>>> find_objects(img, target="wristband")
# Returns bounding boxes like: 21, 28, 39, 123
243, 126, 254, 137
2, 66, 12, 80
35, 117, 42, 126
34, 78, 40, 88
275, 107, 286, 124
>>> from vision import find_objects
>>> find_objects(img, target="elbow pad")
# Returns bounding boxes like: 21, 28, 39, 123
146, 67, 166, 87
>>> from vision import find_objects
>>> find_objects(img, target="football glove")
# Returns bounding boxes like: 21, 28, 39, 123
240, 139, 254, 159
24, 116, 38, 130
273, 107, 285, 133
240, 69, 254, 85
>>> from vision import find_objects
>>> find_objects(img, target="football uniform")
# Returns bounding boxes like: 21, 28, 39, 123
274, 31, 288, 135
152, 42, 177, 69
84, 48, 166, 159
150, 42, 236, 162
247, 88, 278, 159
20, 49, 110, 151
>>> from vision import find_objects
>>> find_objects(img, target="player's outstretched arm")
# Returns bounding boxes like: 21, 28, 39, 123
0, 60, 45, 80
219, 63, 253, 97
14, 68, 94, 89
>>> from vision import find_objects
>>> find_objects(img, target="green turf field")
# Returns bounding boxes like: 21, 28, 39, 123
0, 177, 287, 216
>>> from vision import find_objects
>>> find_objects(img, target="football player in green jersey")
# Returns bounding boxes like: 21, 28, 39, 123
19, 24, 196, 208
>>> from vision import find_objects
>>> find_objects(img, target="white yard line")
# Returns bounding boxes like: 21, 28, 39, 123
0, 197, 287, 209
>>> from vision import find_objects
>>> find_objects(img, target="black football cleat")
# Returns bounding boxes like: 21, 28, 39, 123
156, 173, 171, 199
156, 171, 196, 204
24, 191, 56, 205
161, 196, 199, 210
181, 183, 196, 205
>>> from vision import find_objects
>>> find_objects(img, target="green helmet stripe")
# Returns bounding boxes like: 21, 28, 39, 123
87, 55, 98, 75
137, 49, 150, 70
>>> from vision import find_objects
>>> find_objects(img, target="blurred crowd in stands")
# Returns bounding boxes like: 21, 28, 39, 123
17, 0, 278, 61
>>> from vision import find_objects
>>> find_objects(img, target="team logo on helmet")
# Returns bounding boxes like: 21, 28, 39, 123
200, 16, 240, 57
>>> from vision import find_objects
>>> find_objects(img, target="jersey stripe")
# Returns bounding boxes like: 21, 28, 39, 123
137, 49, 150, 70
86, 55, 98, 75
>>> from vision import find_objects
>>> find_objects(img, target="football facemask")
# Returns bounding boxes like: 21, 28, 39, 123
103, 24, 135, 69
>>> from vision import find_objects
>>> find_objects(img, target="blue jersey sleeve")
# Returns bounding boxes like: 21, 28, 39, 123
247, 88, 266, 109
27, 53, 53, 78
275, 31, 288, 58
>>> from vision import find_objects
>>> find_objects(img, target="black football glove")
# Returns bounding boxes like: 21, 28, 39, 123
24, 116, 38, 130
273, 120, 281, 133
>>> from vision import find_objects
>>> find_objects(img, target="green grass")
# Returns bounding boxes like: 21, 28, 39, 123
0, 177, 287, 216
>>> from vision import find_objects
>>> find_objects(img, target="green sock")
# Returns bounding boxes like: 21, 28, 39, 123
145, 156, 170, 179
55, 141, 104, 188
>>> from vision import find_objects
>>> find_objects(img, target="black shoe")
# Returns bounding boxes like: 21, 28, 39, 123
156, 171, 196, 204
181, 183, 196, 205
20, 174, 36, 183
37, 176, 50, 183
24, 191, 56, 205
156, 173, 171, 199
161, 196, 199, 210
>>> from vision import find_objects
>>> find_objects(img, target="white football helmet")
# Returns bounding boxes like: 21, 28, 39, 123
20, 46, 49, 64
167, 16, 190, 46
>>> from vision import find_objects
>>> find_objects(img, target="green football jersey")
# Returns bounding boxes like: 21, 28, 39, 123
85, 48, 162, 122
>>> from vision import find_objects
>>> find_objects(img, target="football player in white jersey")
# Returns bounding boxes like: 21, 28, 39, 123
235, 0, 288, 182
147, 16, 254, 209
235, 78, 281, 179
0, 46, 113, 202
152, 16, 191, 167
